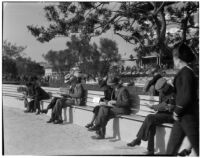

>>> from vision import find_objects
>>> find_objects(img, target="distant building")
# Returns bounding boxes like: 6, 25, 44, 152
120, 53, 160, 68
39, 62, 53, 76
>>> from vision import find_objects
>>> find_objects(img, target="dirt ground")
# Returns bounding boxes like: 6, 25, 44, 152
3, 106, 148, 155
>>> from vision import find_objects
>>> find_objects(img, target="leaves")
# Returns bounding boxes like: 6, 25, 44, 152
27, 2, 198, 63
3, 40, 26, 59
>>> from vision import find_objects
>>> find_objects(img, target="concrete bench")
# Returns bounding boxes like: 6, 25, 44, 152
40, 88, 176, 154
3, 84, 193, 155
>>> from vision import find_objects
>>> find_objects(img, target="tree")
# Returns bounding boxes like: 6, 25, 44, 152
2, 41, 44, 78
2, 57, 18, 77
79, 42, 101, 77
16, 57, 45, 77
43, 49, 78, 73
3, 40, 26, 59
98, 38, 121, 76
27, 2, 198, 65
166, 2, 199, 51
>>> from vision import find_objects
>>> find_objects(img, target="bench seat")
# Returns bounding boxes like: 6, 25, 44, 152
3, 84, 193, 155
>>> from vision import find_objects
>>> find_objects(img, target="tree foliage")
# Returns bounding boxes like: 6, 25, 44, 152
16, 57, 45, 77
3, 40, 27, 59
166, 2, 199, 52
27, 2, 199, 63
2, 57, 18, 76
3, 40, 44, 78
43, 49, 78, 73
42, 35, 121, 77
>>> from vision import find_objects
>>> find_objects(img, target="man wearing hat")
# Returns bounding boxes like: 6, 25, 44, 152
85, 76, 113, 129
127, 77, 175, 155
41, 76, 78, 115
46, 76, 84, 124
88, 76, 131, 139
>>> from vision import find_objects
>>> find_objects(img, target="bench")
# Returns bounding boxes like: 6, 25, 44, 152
3, 84, 193, 155
83, 88, 172, 127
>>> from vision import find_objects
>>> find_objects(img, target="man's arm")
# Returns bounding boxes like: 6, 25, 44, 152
69, 84, 83, 98
115, 88, 130, 107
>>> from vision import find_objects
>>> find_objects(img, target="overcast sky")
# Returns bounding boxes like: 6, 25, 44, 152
3, 2, 136, 63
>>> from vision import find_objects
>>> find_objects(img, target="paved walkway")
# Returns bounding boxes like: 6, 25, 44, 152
3, 106, 147, 155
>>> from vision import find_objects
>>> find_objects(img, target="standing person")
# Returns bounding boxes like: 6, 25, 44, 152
30, 76, 50, 115
88, 76, 131, 139
127, 78, 175, 155
166, 42, 199, 156
85, 76, 113, 129
47, 76, 84, 124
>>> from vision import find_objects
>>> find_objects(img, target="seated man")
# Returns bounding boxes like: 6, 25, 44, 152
85, 76, 113, 129
23, 82, 35, 113
41, 76, 76, 115
88, 76, 131, 139
29, 76, 51, 115
144, 69, 162, 96
17, 83, 35, 113
47, 76, 84, 124
127, 78, 175, 155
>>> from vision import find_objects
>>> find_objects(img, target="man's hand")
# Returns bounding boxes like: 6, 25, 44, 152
99, 101, 107, 106
107, 100, 116, 107
173, 112, 179, 121
109, 100, 116, 105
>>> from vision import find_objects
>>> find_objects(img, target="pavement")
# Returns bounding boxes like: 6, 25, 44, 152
3, 106, 148, 155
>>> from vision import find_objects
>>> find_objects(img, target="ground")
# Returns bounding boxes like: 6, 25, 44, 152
3, 106, 147, 156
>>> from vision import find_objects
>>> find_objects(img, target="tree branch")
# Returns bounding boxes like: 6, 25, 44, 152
84, 3, 104, 18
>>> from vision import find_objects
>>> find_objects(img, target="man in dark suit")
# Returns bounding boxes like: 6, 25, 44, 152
89, 76, 131, 139
127, 78, 175, 155
166, 42, 199, 156
30, 76, 50, 115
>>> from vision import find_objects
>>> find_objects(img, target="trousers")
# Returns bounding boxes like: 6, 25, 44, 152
51, 97, 74, 121
166, 114, 199, 156
47, 97, 60, 110
27, 100, 35, 112
34, 95, 50, 112
136, 113, 174, 151
95, 106, 131, 128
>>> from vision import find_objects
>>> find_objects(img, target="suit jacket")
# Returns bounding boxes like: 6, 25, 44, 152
152, 85, 175, 113
145, 74, 162, 96
112, 85, 131, 109
33, 85, 49, 100
173, 66, 198, 118
69, 83, 84, 105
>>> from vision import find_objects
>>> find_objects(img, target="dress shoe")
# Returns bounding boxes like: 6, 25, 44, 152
178, 149, 191, 156
24, 110, 30, 113
53, 120, 63, 124
46, 119, 54, 123
41, 109, 48, 114
85, 123, 93, 128
35, 111, 40, 115
92, 134, 105, 139
145, 150, 154, 156
88, 125, 100, 131
127, 139, 141, 147
96, 130, 101, 135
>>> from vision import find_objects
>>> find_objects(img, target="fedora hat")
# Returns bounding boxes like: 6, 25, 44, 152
107, 76, 119, 86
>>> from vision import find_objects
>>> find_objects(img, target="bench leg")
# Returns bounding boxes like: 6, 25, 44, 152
40, 101, 44, 111
63, 108, 67, 121
113, 118, 121, 140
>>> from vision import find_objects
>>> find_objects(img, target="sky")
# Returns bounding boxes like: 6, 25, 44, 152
3, 2, 136, 63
